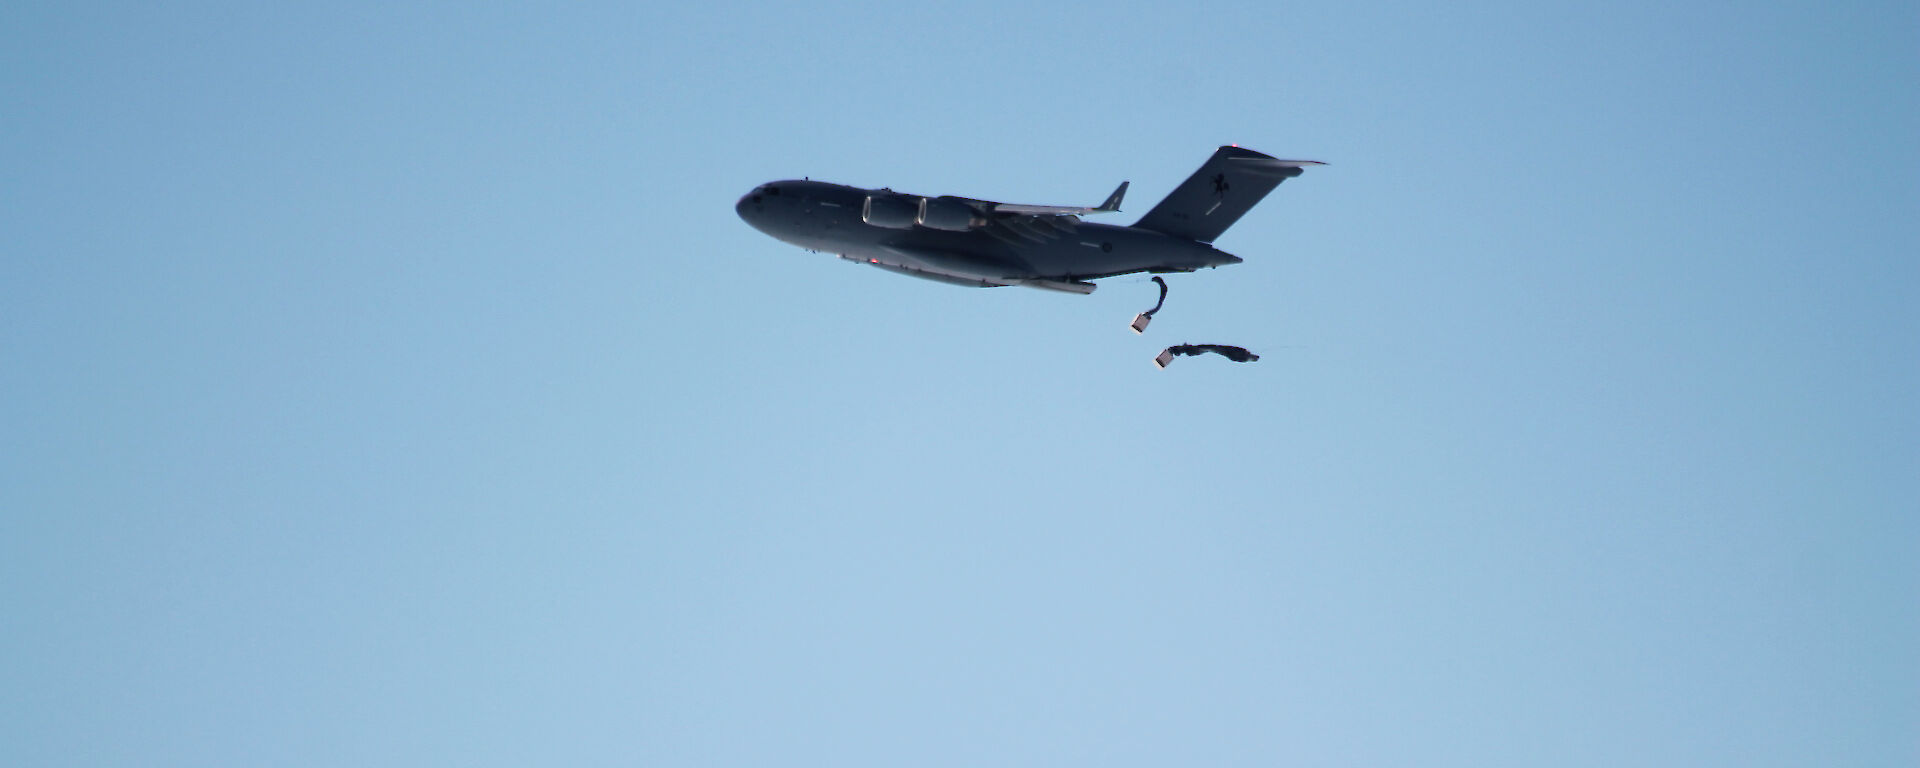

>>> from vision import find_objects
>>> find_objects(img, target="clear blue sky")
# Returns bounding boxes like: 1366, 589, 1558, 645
4, 1, 1915, 765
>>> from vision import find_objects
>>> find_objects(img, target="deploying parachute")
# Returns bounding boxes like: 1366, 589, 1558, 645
1129, 276, 1170, 333
1153, 344, 1260, 369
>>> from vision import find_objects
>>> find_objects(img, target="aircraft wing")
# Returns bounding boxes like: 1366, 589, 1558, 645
975, 181, 1129, 216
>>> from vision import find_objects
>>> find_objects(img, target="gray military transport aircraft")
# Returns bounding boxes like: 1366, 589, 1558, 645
735, 146, 1322, 296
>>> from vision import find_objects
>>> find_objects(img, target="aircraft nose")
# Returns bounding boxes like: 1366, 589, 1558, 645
738, 185, 778, 230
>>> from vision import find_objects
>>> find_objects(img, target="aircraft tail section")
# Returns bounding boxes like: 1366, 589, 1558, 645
1133, 146, 1322, 243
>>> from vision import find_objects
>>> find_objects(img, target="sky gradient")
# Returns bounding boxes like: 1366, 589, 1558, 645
4, 1, 1916, 766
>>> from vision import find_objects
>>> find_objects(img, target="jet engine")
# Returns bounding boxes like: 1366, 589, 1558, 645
915, 197, 983, 232
861, 193, 919, 229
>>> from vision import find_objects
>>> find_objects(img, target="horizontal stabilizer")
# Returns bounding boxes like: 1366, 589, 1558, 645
1233, 157, 1326, 173
1133, 146, 1322, 243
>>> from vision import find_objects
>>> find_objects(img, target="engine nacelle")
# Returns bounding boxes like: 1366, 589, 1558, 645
862, 193, 919, 229
916, 197, 983, 232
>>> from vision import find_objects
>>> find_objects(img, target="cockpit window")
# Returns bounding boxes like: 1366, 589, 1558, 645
765, 185, 780, 196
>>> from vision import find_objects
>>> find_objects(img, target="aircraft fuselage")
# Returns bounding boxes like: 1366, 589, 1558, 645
735, 180, 1241, 290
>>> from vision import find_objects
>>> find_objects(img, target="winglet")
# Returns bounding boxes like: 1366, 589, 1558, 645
982, 180, 1131, 217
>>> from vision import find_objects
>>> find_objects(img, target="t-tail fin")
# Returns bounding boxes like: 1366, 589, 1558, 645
1133, 146, 1322, 243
